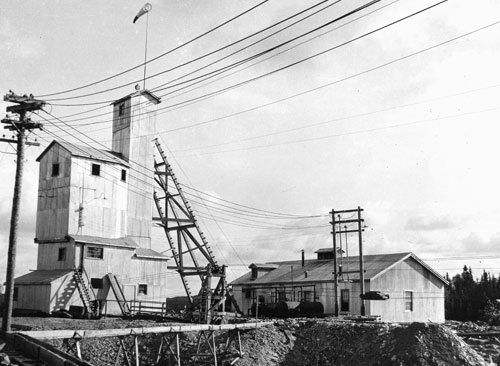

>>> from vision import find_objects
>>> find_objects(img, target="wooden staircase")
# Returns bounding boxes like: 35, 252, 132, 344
73, 266, 98, 318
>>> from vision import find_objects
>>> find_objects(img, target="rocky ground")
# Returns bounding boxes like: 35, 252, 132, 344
6, 316, 500, 365
446, 320, 500, 366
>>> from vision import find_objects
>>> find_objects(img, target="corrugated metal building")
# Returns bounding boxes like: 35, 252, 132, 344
231, 250, 448, 323
13, 90, 170, 315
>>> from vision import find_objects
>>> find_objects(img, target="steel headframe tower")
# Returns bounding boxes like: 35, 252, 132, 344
330, 207, 365, 316
152, 139, 240, 323
1, 92, 44, 333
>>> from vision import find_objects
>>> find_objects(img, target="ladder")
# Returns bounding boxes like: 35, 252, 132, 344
107, 274, 131, 316
73, 266, 98, 318
153, 139, 239, 323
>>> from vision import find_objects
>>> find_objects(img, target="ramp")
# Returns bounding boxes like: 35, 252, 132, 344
107, 274, 131, 316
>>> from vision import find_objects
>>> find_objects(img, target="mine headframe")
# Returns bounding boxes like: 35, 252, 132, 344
153, 139, 240, 323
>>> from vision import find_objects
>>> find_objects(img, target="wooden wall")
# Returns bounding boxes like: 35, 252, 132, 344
37, 242, 76, 270
36, 144, 72, 241
70, 157, 128, 239
369, 257, 445, 323
81, 244, 168, 303
110, 93, 158, 249
14, 284, 52, 313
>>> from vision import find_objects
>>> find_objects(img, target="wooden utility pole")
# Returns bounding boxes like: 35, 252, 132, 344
330, 209, 339, 316
1, 92, 44, 334
330, 207, 365, 316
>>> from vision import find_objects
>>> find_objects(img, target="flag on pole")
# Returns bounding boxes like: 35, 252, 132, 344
133, 3, 152, 24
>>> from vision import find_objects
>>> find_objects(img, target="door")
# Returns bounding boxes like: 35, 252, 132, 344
341, 289, 350, 312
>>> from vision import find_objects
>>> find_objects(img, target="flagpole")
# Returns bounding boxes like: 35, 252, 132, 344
143, 12, 149, 90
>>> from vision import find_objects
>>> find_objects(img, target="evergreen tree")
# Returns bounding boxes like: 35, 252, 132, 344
445, 266, 500, 321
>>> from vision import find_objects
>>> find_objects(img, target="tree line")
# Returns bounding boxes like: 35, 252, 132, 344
445, 266, 500, 324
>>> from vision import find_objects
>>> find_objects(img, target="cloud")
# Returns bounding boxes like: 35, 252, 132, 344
0, 16, 44, 60
405, 215, 455, 231
460, 232, 500, 254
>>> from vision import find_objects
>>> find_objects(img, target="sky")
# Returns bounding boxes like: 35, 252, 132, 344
1, 0, 500, 297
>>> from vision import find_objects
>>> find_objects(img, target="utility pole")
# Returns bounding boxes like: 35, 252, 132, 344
1, 92, 44, 334
330, 209, 339, 316
330, 207, 365, 316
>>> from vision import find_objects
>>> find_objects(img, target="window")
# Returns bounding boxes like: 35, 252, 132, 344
91, 164, 101, 176
86, 246, 103, 259
302, 291, 312, 302
138, 284, 148, 295
121, 169, 127, 182
341, 289, 350, 312
404, 291, 413, 311
91, 278, 104, 289
58, 247, 66, 261
118, 103, 125, 116
244, 288, 252, 299
251, 267, 258, 280
278, 291, 286, 302
13, 287, 18, 301
52, 163, 60, 177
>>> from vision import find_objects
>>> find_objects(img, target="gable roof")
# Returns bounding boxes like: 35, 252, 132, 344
36, 140, 129, 167
231, 252, 448, 286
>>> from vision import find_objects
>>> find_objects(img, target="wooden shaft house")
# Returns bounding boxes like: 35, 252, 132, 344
13, 90, 169, 316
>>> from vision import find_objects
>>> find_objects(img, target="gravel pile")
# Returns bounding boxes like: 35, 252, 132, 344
236, 319, 489, 366
10, 317, 493, 365
447, 320, 500, 365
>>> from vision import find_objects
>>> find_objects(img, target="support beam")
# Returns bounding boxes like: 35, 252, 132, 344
18, 322, 274, 340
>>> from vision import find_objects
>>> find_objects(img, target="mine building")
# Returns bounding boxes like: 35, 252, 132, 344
231, 250, 448, 323
13, 89, 169, 316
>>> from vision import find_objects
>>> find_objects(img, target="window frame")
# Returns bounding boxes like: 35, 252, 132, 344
52, 163, 60, 177
91, 163, 101, 177
138, 284, 148, 296
404, 290, 414, 312
86, 246, 104, 260
58, 247, 66, 261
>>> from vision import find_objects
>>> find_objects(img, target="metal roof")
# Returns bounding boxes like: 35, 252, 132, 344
134, 248, 169, 260
15, 270, 72, 285
248, 263, 279, 269
36, 140, 129, 167
70, 235, 138, 248
314, 248, 334, 253
231, 252, 449, 286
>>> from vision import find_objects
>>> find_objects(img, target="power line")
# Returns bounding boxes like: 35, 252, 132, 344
56, 0, 450, 134
177, 105, 500, 157
182, 184, 325, 218
43, 0, 337, 104
45, 0, 379, 107
36, 0, 270, 98
36, 112, 329, 230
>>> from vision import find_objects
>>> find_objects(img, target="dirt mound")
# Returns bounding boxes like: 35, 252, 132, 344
11, 317, 490, 365
237, 320, 488, 366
